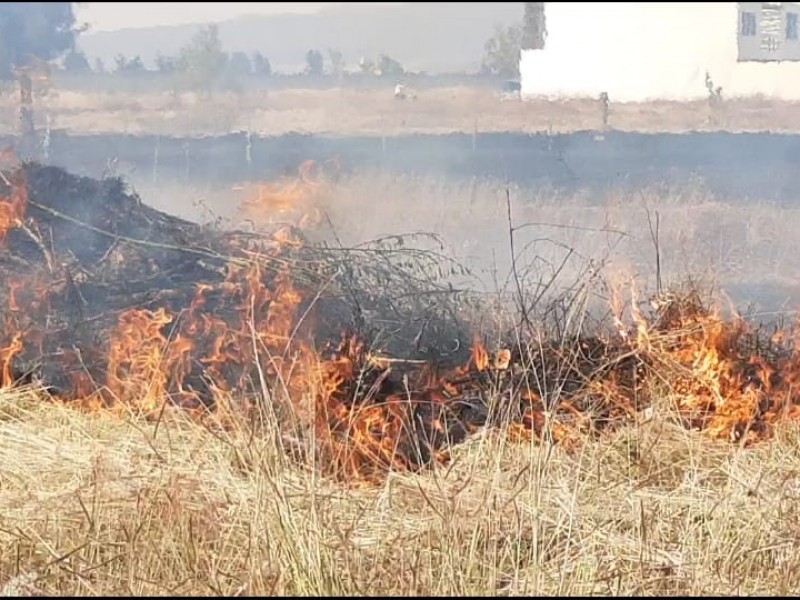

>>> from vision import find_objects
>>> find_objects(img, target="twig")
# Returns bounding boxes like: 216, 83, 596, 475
514, 221, 629, 238
645, 207, 662, 296
25, 198, 316, 274
368, 356, 429, 367
19, 223, 55, 273
506, 188, 533, 331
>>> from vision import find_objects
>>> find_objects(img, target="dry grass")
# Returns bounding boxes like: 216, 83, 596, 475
3, 172, 800, 595
2, 82, 800, 593
2, 385, 800, 596
2, 86, 800, 136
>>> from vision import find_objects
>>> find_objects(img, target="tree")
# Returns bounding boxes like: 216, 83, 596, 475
305, 49, 323, 77
481, 24, 522, 78
252, 52, 272, 77
226, 51, 252, 78
63, 49, 91, 73
377, 54, 404, 77
0, 3, 80, 79
328, 48, 344, 78
176, 25, 227, 95
358, 56, 374, 76
155, 52, 178, 74
114, 54, 145, 74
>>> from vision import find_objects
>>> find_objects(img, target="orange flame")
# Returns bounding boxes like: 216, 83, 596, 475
0, 327, 23, 388
237, 159, 341, 230
8, 157, 800, 486
0, 169, 27, 246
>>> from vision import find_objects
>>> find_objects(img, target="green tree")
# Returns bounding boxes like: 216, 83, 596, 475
222, 51, 252, 93
522, 2, 546, 50
305, 49, 323, 76
481, 24, 522, 78
176, 25, 227, 95
63, 49, 91, 73
227, 51, 252, 78
358, 56, 375, 76
328, 48, 344, 78
377, 54, 404, 77
155, 52, 178, 74
114, 54, 145, 74
252, 52, 272, 77
0, 3, 80, 79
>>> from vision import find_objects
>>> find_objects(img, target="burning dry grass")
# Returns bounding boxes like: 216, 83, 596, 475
3, 387, 800, 595
6, 160, 800, 593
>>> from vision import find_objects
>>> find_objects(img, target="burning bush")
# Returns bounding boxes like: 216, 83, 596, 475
2, 160, 800, 485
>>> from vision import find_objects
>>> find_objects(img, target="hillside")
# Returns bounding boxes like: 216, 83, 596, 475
77, 2, 524, 74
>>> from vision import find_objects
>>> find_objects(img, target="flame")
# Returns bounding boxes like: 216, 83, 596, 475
470, 339, 511, 373
8, 158, 800, 486
0, 168, 27, 246
237, 159, 341, 230
0, 327, 23, 389
105, 307, 174, 412
609, 288, 800, 444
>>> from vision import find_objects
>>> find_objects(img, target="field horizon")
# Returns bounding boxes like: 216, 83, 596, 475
3, 84, 800, 137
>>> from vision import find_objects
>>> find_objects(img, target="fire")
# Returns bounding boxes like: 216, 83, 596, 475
0, 327, 23, 388
309, 335, 465, 481
237, 159, 341, 230
470, 340, 511, 372
89, 239, 308, 417
0, 168, 27, 246
105, 307, 174, 412
7, 160, 800, 486
633, 292, 800, 444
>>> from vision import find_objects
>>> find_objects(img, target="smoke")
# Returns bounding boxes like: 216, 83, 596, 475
299, 170, 800, 319
0, 2, 78, 78
129, 167, 800, 320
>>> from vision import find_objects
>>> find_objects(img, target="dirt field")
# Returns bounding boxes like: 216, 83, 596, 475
2, 85, 800, 136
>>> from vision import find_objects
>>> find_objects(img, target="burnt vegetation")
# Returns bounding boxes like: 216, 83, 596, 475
3, 163, 800, 483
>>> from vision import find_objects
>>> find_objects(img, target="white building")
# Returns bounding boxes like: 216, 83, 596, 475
520, 2, 800, 102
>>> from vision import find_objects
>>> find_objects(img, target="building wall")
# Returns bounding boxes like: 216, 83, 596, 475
520, 2, 800, 101
738, 2, 800, 61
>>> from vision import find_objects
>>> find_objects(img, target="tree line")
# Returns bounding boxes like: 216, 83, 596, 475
0, 2, 540, 89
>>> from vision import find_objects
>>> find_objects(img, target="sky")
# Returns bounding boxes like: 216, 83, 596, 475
74, 2, 401, 32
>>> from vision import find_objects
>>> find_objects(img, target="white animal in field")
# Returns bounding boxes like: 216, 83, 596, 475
394, 83, 417, 101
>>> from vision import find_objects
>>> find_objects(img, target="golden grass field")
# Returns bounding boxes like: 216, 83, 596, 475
4, 84, 800, 596
2, 85, 800, 136
4, 388, 800, 596
3, 171, 800, 596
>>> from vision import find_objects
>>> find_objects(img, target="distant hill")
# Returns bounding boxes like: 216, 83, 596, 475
77, 2, 524, 74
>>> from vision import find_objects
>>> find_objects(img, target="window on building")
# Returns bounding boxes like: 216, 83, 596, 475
741, 11, 757, 36
788, 12, 798, 40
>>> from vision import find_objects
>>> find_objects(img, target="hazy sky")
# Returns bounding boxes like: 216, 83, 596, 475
75, 2, 401, 32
